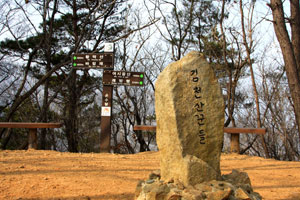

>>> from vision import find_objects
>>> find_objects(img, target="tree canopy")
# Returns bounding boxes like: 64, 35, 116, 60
0, 0, 299, 160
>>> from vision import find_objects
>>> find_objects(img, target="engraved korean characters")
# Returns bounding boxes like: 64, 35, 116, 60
191, 69, 206, 145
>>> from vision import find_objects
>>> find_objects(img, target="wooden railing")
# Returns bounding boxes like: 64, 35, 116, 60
0, 122, 62, 150
133, 125, 266, 153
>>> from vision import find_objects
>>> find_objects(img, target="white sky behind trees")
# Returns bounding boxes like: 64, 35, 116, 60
0, 0, 290, 93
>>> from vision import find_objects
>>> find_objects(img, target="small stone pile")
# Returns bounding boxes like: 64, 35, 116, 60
135, 169, 262, 200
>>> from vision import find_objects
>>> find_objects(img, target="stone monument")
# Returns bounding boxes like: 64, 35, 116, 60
155, 51, 224, 186
135, 52, 262, 200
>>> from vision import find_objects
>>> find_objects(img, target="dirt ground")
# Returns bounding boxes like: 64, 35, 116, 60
0, 150, 300, 200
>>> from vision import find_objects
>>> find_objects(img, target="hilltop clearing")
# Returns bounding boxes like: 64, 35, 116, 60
0, 150, 300, 200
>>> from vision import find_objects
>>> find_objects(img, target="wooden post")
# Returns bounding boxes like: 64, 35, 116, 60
230, 134, 240, 153
100, 85, 113, 152
28, 128, 38, 149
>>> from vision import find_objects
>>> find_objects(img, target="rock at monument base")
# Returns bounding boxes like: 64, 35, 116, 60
155, 51, 224, 186
181, 155, 221, 186
135, 169, 262, 200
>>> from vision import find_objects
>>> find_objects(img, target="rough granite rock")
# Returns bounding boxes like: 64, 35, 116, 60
135, 51, 262, 200
135, 170, 262, 200
155, 51, 224, 186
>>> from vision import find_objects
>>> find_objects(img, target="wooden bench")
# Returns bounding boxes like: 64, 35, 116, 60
133, 125, 266, 153
0, 122, 62, 150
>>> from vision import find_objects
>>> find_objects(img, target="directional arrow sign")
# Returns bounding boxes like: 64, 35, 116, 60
103, 70, 145, 86
72, 53, 114, 69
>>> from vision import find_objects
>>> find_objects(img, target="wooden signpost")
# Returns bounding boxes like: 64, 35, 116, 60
72, 43, 145, 152
103, 70, 145, 86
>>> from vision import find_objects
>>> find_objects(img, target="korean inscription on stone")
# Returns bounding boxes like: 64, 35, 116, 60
191, 69, 205, 145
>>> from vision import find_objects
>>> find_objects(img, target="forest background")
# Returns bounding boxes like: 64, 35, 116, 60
0, 0, 299, 161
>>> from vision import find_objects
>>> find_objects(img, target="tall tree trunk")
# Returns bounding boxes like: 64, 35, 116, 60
64, 0, 79, 152
240, 0, 269, 157
40, 78, 49, 149
65, 69, 78, 152
290, 0, 300, 72
269, 0, 300, 140
40, 0, 58, 150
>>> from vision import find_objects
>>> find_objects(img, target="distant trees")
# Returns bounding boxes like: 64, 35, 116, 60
220, 0, 300, 160
0, 0, 65, 149
110, 5, 159, 153
146, 0, 220, 61
237, 0, 269, 157
1, 0, 300, 160
269, 0, 300, 139
0, 0, 156, 152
